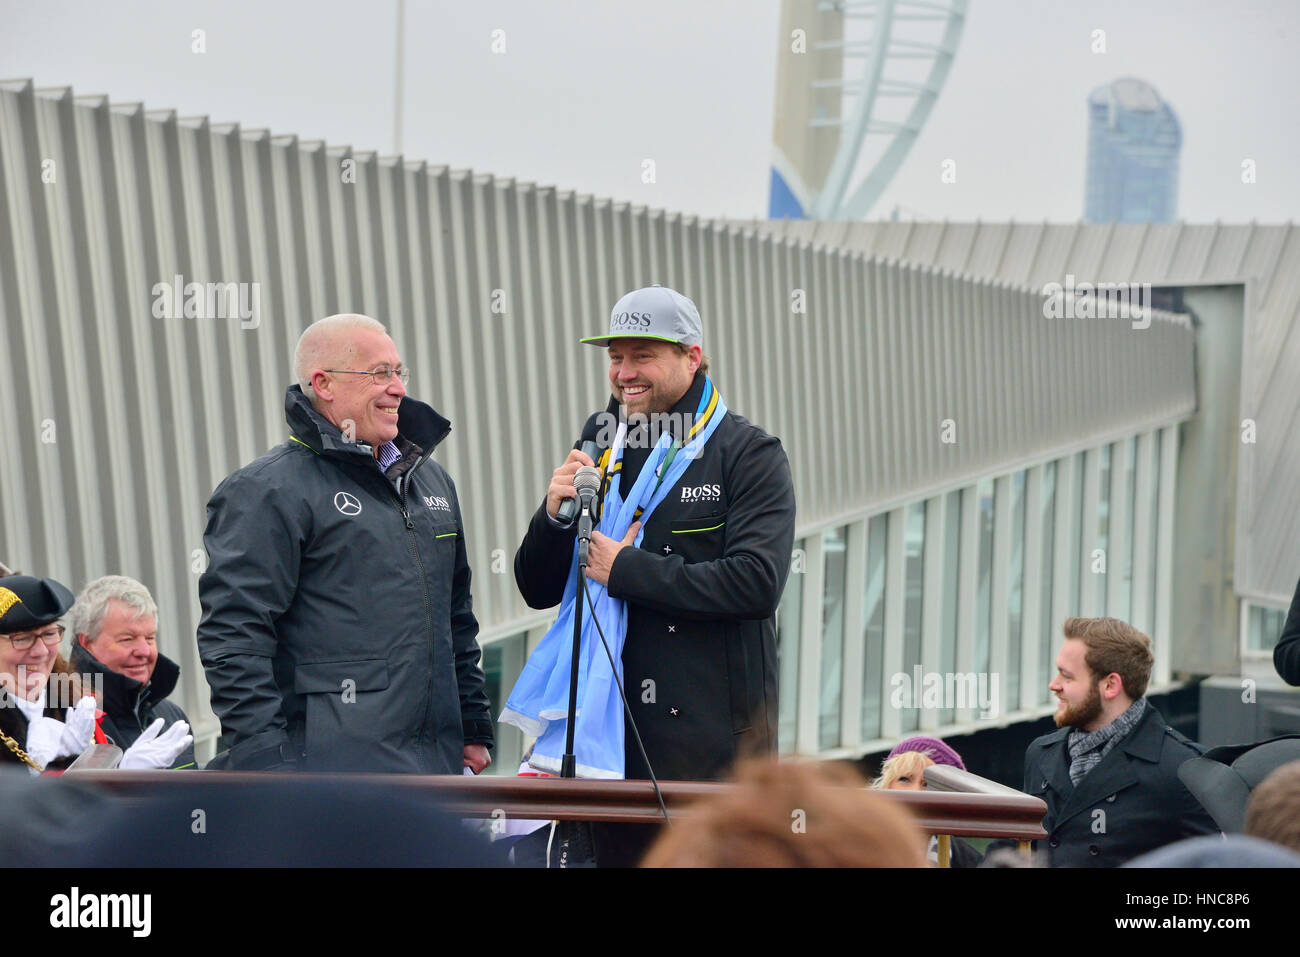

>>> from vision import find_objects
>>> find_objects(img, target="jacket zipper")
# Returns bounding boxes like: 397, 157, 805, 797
388, 468, 437, 759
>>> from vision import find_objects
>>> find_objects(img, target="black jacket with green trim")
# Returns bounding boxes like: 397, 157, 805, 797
197, 386, 492, 772
514, 373, 796, 781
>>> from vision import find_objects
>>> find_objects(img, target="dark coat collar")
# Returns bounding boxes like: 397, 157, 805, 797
1035, 700, 1168, 827
283, 385, 451, 462
69, 642, 181, 716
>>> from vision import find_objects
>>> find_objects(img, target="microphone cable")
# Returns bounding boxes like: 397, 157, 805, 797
580, 574, 671, 827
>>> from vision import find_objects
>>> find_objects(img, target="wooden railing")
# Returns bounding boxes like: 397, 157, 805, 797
68, 770, 1048, 845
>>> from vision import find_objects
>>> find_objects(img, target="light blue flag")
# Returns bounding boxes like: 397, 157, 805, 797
500, 379, 727, 777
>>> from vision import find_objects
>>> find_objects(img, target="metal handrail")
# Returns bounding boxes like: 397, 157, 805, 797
922, 764, 1026, 796
919, 764, 1043, 866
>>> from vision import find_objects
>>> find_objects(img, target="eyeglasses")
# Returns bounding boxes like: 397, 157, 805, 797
6, 624, 65, 651
323, 364, 410, 386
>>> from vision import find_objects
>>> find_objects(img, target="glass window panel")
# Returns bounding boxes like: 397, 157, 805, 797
1039, 461, 1057, 704
1096, 444, 1112, 616
777, 551, 803, 754
1248, 604, 1286, 652
482, 644, 505, 742
940, 490, 962, 727
819, 526, 848, 750
1007, 471, 1027, 711
975, 478, 995, 678
1069, 453, 1084, 618
902, 502, 926, 733
1149, 434, 1161, 638
480, 633, 526, 775
1114, 436, 1137, 622
861, 516, 887, 741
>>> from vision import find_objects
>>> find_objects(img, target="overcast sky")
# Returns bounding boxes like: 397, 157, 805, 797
3, 0, 1296, 223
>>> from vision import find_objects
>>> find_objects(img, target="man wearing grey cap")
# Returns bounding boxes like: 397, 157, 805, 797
507, 285, 796, 866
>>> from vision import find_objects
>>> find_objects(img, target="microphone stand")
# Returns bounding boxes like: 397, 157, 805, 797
562, 512, 589, 780
555, 491, 595, 866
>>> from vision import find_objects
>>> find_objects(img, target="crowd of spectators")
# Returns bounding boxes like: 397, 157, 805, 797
3, 555, 1297, 869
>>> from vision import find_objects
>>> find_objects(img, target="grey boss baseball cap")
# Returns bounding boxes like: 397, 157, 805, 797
580, 285, 703, 348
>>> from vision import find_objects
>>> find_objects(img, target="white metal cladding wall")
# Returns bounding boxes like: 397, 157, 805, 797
749, 217, 1300, 605
1, 81, 1195, 743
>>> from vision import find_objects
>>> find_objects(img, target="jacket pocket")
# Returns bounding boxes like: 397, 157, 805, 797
723, 623, 752, 736
664, 512, 728, 562
294, 658, 391, 769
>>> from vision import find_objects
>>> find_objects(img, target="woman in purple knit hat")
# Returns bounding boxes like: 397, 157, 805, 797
871, 736, 982, 868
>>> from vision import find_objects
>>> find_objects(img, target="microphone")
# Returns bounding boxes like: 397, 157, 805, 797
557, 440, 600, 524
574, 465, 602, 567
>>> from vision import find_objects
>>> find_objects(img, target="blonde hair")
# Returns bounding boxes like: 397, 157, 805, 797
871, 750, 935, 790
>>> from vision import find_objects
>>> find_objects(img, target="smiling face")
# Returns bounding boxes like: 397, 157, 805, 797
311, 327, 406, 451
0, 625, 60, 701
1050, 638, 1105, 730
80, 599, 157, 685
607, 338, 700, 416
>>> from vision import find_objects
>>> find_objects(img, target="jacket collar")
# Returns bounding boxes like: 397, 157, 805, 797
1047, 701, 1168, 826
1028, 726, 1074, 799
69, 642, 180, 715
283, 385, 451, 463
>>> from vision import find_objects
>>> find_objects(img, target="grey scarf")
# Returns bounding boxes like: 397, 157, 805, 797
1067, 697, 1147, 786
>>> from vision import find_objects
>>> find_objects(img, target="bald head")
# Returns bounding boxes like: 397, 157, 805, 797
294, 314, 387, 401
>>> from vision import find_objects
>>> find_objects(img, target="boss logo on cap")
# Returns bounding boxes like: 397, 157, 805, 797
611, 311, 653, 329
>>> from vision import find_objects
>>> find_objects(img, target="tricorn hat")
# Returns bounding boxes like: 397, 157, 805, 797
1177, 734, 1300, 832
0, 575, 75, 634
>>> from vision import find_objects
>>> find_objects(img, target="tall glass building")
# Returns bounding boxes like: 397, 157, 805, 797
1084, 78, 1182, 224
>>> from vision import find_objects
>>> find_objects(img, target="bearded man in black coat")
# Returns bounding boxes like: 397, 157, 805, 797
1024, 617, 1218, 867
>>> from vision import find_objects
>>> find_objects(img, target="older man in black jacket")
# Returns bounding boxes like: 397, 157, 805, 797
508, 286, 796, 865
69, 575, 196, 769
197, 314, 492, 773
1025, 617, 1218, 867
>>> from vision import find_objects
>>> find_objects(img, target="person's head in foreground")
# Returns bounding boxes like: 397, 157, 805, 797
1050, 616, 1153, 731
1244, 759, 1300, 853
641, 757, 928, 867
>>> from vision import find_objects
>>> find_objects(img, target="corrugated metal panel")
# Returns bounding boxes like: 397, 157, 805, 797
1, 80, 1197, 742
749, 216, 1300, 605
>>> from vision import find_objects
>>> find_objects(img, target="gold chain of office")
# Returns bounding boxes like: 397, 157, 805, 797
0, 728, 43, 772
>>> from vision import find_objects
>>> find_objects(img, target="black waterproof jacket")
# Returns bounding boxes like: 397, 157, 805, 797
1023, 703, 1219, 867
197, 386, 492, 772
68, 644, 196, 769
515, 373, 796, 782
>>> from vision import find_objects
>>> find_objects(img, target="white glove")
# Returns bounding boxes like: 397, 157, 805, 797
119, 718, 193, 770
59, 696, 98, 757
25, 716, 79, 776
